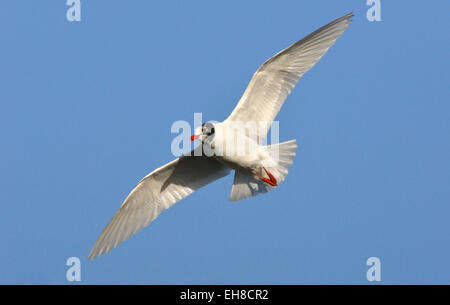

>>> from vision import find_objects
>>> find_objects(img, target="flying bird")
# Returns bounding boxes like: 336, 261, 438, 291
89, 12, 353, 259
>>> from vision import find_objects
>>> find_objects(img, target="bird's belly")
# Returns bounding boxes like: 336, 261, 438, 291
214, 154, 260, 174
209, 127, 263, 174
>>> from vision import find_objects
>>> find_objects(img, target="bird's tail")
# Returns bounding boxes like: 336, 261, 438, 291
229, 139, 297, 201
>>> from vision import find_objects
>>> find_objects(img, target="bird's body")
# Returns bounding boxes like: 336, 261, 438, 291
205, 122, 263, 173
204, 121, 291, 187
89, 12, 354, 259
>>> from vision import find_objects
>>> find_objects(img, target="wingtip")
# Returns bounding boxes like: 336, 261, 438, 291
345, 12, 355, 22
87, 251, 96, 260
88, 247, 104, 260
340, 12, 355, 22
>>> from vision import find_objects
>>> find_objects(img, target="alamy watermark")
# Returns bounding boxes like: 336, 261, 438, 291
66, 257, 81, 282
170, 113, 282, 161
66, 0, 81, 22
65, 1, 382, 23
366, 257, 381, 282
366, 0, 382, 22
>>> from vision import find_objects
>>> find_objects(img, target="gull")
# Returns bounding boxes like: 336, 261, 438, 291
89, 12, 353, 259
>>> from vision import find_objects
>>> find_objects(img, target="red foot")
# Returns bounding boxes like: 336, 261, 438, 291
257, 167, 277, 186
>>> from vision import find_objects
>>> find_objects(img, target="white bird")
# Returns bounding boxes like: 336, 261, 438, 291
89, 12, 353, 259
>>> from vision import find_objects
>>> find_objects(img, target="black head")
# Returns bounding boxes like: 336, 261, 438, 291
201, 122, 215, 136
191, 122, 216, 142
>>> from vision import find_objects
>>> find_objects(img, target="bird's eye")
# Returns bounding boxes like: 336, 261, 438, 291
201, 122, 215, 135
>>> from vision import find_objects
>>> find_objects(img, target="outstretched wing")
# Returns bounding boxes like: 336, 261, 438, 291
88, 148, 230, 259
225, 12, 353, 141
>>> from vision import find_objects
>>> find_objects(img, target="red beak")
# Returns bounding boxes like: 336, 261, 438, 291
190, 134, 200, 142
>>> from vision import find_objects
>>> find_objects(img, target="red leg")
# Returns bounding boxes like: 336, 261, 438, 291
256, 167, 277, 186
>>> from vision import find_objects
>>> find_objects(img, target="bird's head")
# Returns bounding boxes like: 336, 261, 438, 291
191, 122, 215, 143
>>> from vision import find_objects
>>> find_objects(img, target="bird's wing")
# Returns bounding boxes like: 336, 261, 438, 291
88, 148, 230, 259
225, 12, 353, 141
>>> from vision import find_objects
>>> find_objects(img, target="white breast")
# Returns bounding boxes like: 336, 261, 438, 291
207, 122, 266, 173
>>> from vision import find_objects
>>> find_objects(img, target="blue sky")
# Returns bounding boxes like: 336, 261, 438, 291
0, 1, 449, 284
